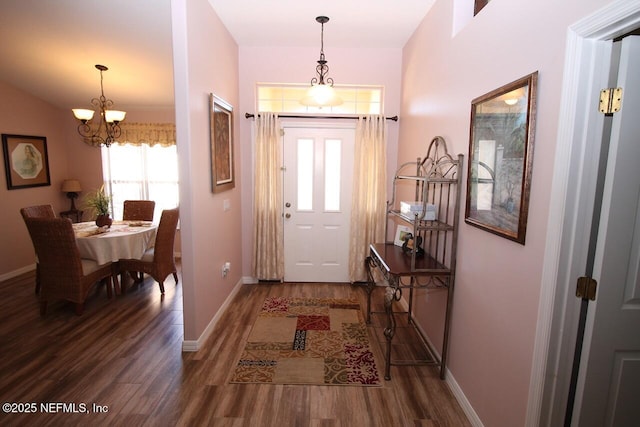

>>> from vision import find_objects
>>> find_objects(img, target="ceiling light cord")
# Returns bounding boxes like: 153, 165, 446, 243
312, 16, 332, 87
300, 16, 342, 107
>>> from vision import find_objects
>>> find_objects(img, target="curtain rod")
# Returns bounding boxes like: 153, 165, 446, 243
244, 113, 398, 121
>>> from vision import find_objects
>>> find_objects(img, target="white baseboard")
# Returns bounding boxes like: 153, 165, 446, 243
446, 368, 484, 427
0, 264, 36, 283
395, 297, 483, 427
181, 277, 244, 352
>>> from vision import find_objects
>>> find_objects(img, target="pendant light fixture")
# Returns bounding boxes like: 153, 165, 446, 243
300, 16, 343, 108
72, 64, 126, 147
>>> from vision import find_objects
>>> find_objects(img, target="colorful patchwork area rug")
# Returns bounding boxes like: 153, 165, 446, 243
230, 296, 380, 386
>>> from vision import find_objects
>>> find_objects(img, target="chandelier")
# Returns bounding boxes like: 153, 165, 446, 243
300, 16, 343, 108
72, 64, 126, 147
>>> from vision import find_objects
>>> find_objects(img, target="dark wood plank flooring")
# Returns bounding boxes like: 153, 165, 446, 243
0, 267, 470, 426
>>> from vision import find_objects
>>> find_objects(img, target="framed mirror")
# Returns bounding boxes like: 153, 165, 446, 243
465, 71, 538, 244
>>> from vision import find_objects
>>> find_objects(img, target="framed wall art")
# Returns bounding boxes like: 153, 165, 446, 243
209, 94, 234, 193
464, 71, 538, 244
2, 134, 51, 190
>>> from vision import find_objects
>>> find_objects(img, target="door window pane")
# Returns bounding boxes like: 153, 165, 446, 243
297, 138, 314, 210
324, 139, 341, 211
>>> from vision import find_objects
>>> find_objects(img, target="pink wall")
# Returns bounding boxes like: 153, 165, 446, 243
400, 0, 616, 425
0, 81, 71, 277
172, 0, 241, 340
238, 46, 403, 277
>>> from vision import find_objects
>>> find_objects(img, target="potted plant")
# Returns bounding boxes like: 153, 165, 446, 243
84, 185, 113, 227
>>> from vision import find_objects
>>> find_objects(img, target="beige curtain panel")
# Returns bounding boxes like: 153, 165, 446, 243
252, 113, 284, 280
349, 115, 387, 282
116, 122, 176, 146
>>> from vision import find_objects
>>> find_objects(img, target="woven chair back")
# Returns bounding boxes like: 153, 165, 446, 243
154, 208, 179, 267
123, 200, 156, 221
20, 204, 55, 219
23, 217, 85, 299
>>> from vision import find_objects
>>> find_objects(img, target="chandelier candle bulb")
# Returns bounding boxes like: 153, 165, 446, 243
105, 110, 126, 123
72, 109, 95, 121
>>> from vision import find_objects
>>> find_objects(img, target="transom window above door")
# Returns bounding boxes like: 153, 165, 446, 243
256, 83, 383, 115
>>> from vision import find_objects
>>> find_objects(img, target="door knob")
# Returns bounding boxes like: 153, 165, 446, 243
285, 213, 291, 219
285, 202, 291, 208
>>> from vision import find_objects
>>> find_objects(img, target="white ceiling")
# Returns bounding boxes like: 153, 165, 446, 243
0, 0, 434, 111
209, 0, 436, 48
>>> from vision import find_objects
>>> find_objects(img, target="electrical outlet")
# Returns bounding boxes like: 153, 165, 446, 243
222, 261, 231, 277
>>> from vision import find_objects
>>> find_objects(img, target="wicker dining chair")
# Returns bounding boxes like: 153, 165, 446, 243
20, 204, 56, 220
23, 217, 116, 316
20, 204, 56, 294
122, 200, 156, 282
119, 208, 179, 294
123, 200, 156, 222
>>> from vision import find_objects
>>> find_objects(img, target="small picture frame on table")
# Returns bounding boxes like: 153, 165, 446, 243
394, 225, 412, 247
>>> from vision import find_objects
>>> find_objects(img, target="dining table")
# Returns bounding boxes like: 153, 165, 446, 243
73, 220, 158, 266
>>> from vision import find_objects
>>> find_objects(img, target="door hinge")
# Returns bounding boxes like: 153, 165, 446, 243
599, 87, 622, 115
576, 276, 597, 301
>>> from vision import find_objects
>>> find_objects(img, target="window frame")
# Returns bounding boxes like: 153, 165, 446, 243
256, 83, 384, 115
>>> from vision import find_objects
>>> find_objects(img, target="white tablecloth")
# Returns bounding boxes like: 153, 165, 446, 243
73, 221, 157, 265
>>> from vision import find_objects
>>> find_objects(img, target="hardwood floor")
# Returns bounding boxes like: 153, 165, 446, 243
0, 267, 470, 426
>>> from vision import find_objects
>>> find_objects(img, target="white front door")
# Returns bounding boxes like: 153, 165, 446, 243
282, 126, 354, 282
573, 36, 640, 426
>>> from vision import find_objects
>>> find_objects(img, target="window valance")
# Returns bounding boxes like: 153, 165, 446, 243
116, 122, 176, 147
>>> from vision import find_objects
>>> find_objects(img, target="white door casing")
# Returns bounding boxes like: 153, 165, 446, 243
529, 3, 640, 426
572, 35, 640, 427
282, 126, 355, 282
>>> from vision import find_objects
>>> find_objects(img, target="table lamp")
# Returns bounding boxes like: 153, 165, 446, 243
61, 179, 82, 211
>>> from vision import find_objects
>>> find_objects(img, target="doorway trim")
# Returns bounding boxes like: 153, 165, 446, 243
526, 2, 640, 426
